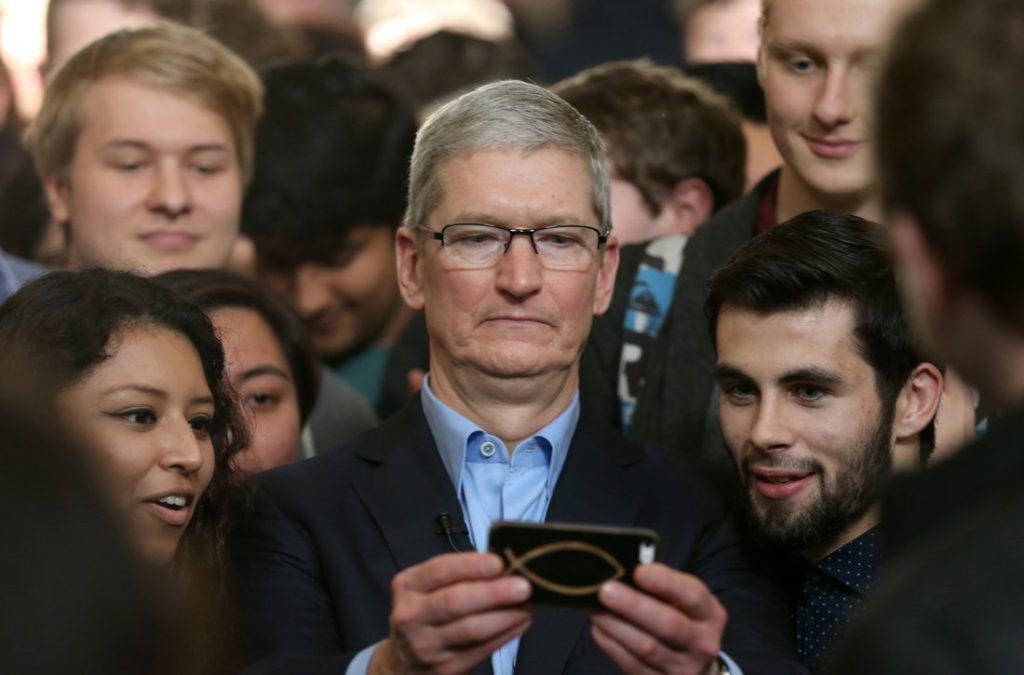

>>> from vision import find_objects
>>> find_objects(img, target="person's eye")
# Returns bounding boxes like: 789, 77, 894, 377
724, 384, 757, 404
190, 415, 214, 437
795, 386, 826, 403
118, 408, 157, 425
538, 230, 585, 248
112, 159, 146, 172
246, 392, 278, 410
450, 228, 503, 247
788, 56, 816, 74
192, 163, 224, 176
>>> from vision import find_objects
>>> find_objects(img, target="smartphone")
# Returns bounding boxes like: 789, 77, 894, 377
488, 521, 662, 607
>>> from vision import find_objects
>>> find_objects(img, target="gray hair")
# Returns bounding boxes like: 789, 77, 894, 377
405, 79, 612, 234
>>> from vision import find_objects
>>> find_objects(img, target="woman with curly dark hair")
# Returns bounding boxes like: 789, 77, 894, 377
0, 269, 248, 576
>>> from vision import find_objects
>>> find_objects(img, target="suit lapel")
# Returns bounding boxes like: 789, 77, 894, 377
349, 398, 472, 572
515, 413, 651, 675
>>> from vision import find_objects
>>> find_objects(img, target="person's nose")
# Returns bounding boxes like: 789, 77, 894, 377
748, 393, 796, 453
494, 233, 544, 298
146, 161, 191, 218
159, 417, 206, 475
812, 65, 855, 130
293, 265, 334, 319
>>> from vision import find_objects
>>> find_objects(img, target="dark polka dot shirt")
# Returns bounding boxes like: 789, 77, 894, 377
794, 527, 880, 672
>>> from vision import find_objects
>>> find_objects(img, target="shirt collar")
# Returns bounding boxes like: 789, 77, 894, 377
812, 526, 880, 595
420, 373, 579, 500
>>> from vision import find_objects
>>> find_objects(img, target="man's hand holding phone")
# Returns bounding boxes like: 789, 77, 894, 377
370, 552, 532, 675
489, 521, 727, 675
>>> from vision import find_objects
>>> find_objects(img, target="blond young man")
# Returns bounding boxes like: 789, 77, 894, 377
33, 22, 263, 275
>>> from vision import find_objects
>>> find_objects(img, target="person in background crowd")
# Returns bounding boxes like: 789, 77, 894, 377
707, 211, 941, 670
829, 1, 1024, 671
681, 0, 762, 64
33, 22, 263, 275
553, 59, 746, 246
243, 58, 419, 415
0, 269, 247, 572
159, 269, 376, 473
230, 79, 803, 675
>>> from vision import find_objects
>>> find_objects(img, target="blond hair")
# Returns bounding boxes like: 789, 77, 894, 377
33, 22, 263, 184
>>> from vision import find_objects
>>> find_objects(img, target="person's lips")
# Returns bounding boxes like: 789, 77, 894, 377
139, 229, 200, 252
748, 467, 817, 500
803, 135, 862, 160
142, 489, 196, 527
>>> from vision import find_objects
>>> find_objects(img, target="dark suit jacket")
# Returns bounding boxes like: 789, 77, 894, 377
230, 396, 804, 674
581, 173, 776, 468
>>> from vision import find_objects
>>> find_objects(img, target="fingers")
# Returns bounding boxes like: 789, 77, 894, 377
383, 552, 534, 675
395, 552, 503, 594
591, 620, 662, 675
591, 566, 726, 674
392, 554, 531, 627
634, 563, 718, 621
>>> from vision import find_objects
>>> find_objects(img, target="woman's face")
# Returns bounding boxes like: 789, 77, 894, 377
58, 325, 216, 566
210, 306, 301, 476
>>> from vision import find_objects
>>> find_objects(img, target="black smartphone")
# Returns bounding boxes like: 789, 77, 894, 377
488, 521, 662, 608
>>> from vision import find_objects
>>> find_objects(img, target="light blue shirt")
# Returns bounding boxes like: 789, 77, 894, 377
347, 376, 742, 675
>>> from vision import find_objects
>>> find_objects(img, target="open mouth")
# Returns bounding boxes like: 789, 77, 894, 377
155, 495, 189, 510
146, 494, 195, 525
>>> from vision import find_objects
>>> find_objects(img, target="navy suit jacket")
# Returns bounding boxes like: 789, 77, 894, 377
230, 396, 803, 674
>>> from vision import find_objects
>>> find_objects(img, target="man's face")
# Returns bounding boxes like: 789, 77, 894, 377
757, 0, 918, 204
715, 299, 893, 557
45, 76, 243, 275
397, 147, 618, 385
257, 225, 405, 361
685, 0, 761, 63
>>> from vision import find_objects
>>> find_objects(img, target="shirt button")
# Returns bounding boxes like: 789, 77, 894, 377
480, 441, 497, 458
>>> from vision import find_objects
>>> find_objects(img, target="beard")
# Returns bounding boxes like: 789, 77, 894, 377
740, 409, 894, 555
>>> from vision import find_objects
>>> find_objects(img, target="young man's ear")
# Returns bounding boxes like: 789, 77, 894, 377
891, 362, 943, 471
394, 226, 425, 310
42, 176, 71, 224
656, 177, 714, 237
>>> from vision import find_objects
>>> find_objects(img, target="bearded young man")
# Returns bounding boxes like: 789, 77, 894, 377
704, 211, 942, 671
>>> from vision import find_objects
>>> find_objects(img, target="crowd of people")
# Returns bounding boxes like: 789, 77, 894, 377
0, 0, 1021, 673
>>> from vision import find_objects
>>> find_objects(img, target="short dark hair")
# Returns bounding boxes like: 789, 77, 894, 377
156, 269, 320, 425
242, 58, 417, 267
705, 211, 936, 458
552, 59, 746, 216
0, 269, 247, 575
877, 0, 1024, 332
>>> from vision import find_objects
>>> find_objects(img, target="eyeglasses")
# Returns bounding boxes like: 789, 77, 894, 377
417, 223, 608, 270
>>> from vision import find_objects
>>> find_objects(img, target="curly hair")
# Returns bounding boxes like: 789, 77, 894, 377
0, 269, 249, 580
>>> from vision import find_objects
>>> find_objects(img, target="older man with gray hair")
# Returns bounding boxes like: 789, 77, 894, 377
230, 79, 801, 675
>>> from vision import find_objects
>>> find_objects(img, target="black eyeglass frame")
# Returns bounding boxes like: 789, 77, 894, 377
416, 223, 609, 255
